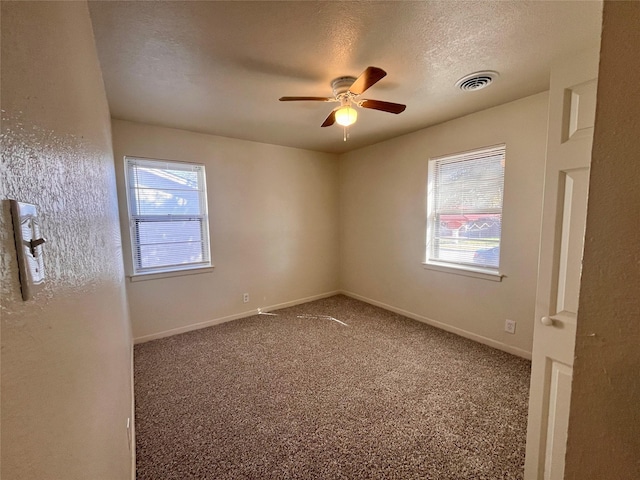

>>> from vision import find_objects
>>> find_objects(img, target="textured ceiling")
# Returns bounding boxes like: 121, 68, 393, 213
88, 1, 603, 154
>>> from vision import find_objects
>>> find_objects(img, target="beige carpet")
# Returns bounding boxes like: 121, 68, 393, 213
134, 295, 531, 479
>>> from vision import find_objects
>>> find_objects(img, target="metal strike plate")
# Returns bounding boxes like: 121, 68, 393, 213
10, 200, 46, 301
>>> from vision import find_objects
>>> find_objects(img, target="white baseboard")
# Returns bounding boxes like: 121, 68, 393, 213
133, 290, 341, 344
129, 343, 136, 479
340, 290, 532, 360
133, 289, 532, 360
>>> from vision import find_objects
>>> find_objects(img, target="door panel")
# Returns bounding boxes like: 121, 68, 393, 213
563, 79, 598, 142
544, 361, 573, 480
556, 168, 590, 315
524, 48, 599, 480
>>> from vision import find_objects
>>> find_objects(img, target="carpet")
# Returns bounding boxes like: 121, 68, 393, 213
134, 295, 531, 479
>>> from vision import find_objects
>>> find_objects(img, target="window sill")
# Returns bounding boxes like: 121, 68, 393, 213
128, 266, 214, 282
422, 261, 503, 282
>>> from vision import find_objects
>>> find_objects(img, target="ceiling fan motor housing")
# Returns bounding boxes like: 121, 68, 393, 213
331, 76, 357, 97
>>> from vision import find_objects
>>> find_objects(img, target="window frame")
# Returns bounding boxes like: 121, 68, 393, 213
124, 156, 212, 277
424, 144, 506, 280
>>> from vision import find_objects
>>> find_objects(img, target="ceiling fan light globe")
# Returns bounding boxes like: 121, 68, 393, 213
335, 106, 357, 126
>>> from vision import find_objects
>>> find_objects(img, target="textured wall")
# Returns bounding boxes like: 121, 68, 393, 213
1, 2, 133, 479
111, 120, 340, 341
565, 1, 640, 478
339, 93, 549, 357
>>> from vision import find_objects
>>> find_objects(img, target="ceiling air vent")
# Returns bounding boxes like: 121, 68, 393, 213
455, 71, 499, 92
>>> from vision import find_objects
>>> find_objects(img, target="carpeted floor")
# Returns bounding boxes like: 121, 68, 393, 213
134, 295, 531, 479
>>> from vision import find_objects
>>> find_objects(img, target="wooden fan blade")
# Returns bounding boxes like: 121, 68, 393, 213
321, 110, 336, 127
348, 66, 387, 95
360, 99, 406, 114
279, 96, 334, 102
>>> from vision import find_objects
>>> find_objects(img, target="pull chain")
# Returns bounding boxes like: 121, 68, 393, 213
343, 125, 350, 142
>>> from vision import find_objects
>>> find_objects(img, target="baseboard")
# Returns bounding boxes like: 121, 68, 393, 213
340, 290, 532, 360
133, 289, 531, 360
133, 290, 341, 344
129, 342, 136, 479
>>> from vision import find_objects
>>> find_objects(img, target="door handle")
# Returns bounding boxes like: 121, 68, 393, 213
540, 316, 554, 326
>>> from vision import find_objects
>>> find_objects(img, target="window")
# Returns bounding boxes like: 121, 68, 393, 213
426, 145, 505, 274
125, 157, 211, 275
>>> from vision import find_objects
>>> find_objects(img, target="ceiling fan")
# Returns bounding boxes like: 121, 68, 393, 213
279, 66, 406, 132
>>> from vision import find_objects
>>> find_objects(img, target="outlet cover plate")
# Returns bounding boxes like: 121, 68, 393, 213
505, 319, 516, 334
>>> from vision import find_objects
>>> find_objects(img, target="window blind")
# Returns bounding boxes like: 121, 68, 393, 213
427, 145, 505, 271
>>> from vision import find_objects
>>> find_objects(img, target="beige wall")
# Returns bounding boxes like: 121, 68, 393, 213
339, 92, 549, 357
111, 120, 340, 341
565, 1, 640, 478
1, 2, 133, 480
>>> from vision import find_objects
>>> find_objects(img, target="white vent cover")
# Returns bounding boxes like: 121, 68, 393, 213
455, 71, 499, 91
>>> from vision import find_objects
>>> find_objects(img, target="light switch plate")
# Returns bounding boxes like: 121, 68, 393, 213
10, 200, 46, 300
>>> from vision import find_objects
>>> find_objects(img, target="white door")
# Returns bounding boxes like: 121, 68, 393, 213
524, 47, 600, 480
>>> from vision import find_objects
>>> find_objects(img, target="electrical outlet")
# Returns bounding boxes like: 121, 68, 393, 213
243, 293, 249, 303
505, 319, 516, 334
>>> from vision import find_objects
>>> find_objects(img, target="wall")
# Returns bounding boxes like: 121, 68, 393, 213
0, 2, 133, 480
111, 120, 340, 341
339, 92, 549, 357
565, 1, 640, 478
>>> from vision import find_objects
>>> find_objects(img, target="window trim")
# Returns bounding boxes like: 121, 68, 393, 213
425, 144, 506, 278
124, 156, 212, 277
128, 266, 215, 282
422, 260, 503, 282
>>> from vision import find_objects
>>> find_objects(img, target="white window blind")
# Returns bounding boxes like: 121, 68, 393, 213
125, 157, 211, 275
426, 145, 505, 272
